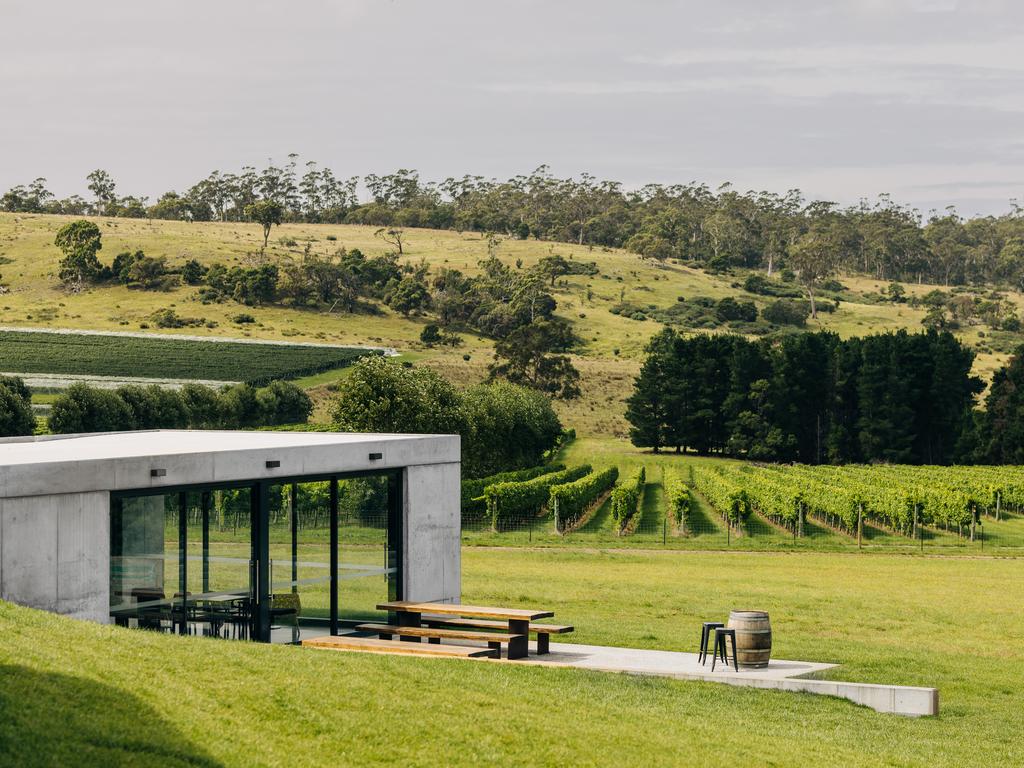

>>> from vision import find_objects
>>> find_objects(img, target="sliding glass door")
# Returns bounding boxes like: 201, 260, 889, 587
110, 470, 401, 643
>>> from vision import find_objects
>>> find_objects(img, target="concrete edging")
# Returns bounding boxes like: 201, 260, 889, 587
706, 674, 939, 717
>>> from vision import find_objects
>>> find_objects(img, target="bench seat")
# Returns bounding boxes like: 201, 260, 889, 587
303, 634, 498, 659
422, 617, 574, 654
356, 623, 524, 657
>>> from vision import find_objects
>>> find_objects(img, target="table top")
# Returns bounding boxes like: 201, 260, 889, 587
196, 593, 249, 603
377, 601, 554, 621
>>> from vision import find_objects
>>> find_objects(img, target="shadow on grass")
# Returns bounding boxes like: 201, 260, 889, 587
0, 665, 223, 767
685, 491, 728, 539
743, 514, 788, 540
577, 495, 614, 534
635, 481, 665, 534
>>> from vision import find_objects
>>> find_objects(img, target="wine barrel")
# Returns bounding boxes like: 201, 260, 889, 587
727, 610, 772, 668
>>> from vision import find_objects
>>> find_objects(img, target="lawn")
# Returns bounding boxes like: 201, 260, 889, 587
1, 548, 1021, 766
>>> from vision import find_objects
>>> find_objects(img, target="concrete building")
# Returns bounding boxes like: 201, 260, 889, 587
0, 430, 460, 643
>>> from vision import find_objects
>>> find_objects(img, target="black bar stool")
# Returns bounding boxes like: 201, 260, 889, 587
699, 622, 724, 664
711, 627, 738, 672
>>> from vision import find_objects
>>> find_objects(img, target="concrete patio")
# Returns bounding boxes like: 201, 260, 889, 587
515, 641, 938, 717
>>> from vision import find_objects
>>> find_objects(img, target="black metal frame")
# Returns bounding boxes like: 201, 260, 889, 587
109, 468, 404, 643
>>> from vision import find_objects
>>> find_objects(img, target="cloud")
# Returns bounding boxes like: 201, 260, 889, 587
624, 37, 1024, 72
482, 36, 1024, 112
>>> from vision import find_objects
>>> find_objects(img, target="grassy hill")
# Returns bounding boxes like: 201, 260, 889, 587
2, 548, 1023, 766
0, 212, 1018, 436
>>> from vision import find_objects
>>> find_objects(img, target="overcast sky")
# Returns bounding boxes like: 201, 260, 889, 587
2, 0, 1023, 215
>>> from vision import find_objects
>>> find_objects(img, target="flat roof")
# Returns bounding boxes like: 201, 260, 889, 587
0, 430, 460, 498
0, 430, 441, 465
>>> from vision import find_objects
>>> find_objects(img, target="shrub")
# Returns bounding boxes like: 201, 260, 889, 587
550, 466, 618, 531
485, 465, 591, 530
331, 358, 562, 479
420, 323, 442, 346
181, 258, 206, 285
331, 356, 467, 437
0, 375, 35, 437
48, 382, 134, 433
762, 299, 810, 326
150, 308, 205, 328
461, 382, 563, 478
116, 384, 189, 429
610, 466, 645, 533
233, 313, 256, 324
743, 274, 769, 294
257, 380, 314, 425
716, 297, 758, 323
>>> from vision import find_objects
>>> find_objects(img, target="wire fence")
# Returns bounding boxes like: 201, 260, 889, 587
460, 475, 1024, 553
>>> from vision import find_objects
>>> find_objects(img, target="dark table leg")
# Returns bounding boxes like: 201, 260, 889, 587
508, 619, 529, 659
537, 633, 549, 655
397, 610, 421, 642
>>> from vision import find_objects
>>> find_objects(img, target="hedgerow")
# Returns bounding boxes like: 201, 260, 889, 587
610, 466, 645, 533
691, 465, 752, 529
461, 464, 565, 518
663, 468, 692, 534
550, 466, 619, 532
485, 465, 591, 530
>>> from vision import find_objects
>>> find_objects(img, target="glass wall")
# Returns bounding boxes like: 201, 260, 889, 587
110, 471, 401, 643
110, 493, 181, 632
337, 475, 398, 624
267, 481, 332, 643
111, 489, 254, 637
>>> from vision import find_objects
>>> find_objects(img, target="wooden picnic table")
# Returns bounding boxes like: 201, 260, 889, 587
377, 601, 554, 659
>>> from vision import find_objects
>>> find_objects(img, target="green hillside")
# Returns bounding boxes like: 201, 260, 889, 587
0, 212, 1018, 436
2, 548, 1023, 767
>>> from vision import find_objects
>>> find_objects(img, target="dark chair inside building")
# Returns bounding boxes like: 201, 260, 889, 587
270, 593, 301, 643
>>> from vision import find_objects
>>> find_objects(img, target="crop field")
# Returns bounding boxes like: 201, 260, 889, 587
2, 548, 1022, 766
457, 437, 1024, 552
0, 329, 373, 385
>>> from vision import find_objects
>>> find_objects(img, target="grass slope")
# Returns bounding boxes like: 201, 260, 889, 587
2, 548, 1022, 766
0, 212, 1015, 437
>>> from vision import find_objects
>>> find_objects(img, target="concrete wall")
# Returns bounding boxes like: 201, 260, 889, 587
0, 491, 109, 622
402, 462, 461, 604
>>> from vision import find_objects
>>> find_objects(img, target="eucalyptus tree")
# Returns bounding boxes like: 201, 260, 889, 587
86, 169, 117, 216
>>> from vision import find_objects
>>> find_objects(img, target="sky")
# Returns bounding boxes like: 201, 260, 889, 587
2, 0, 1023, 216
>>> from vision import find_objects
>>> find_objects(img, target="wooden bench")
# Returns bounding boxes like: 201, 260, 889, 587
422, 617, 574, 654
355, 623, 525, 657
302, 634, 498, 659
378, 601, 555, 659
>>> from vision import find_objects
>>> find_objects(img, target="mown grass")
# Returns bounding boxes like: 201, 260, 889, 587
0, 212, 1012, 438
1, 548, 1022, 766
